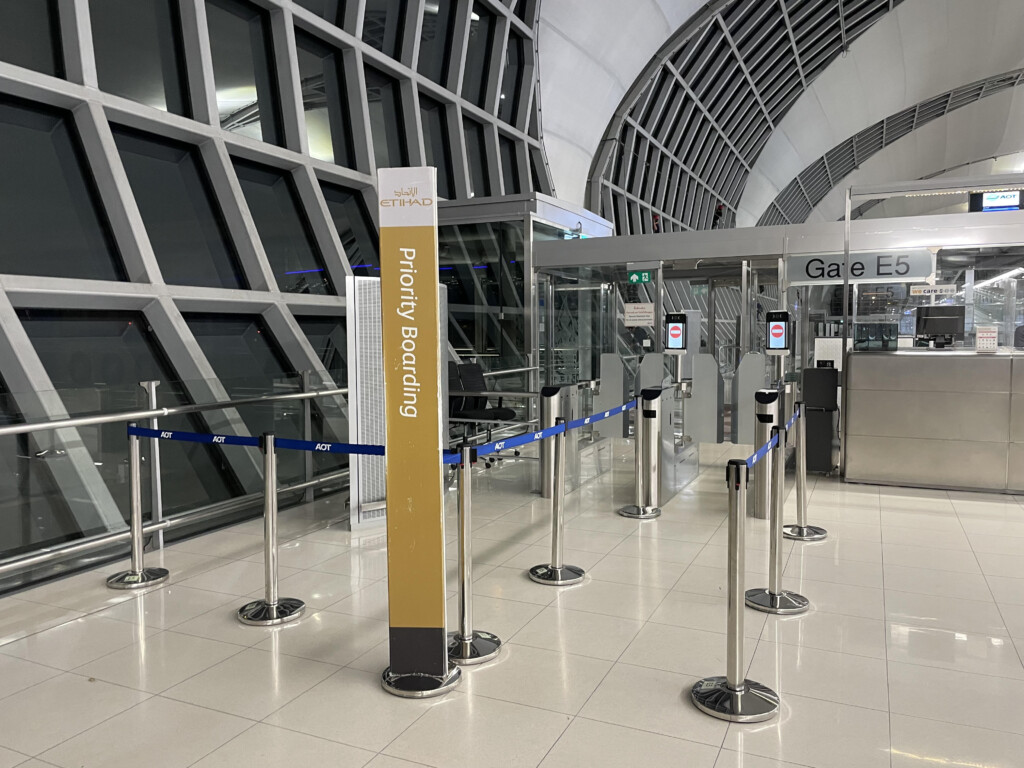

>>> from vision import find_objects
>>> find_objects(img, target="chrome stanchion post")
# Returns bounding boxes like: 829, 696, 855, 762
540, 386, 561, 499
300, 370, 314, 504
529, 418, 585, 585
238, 434, 305, 625
140, 380, 163, 549
448, 444, 502, 664
750, 389, 780, 519
692, 460, 779, 722
618, 391, 663, 519
784, 402, 827, 542
107, 423, 169, 589
746, 426, 810, 615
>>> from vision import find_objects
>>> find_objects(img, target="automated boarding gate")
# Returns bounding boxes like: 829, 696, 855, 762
536, 254, 788, 452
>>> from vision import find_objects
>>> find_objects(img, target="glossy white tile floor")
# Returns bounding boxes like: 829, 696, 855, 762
1, 443, 1024, 767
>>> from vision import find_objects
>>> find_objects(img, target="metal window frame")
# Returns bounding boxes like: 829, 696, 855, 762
0, 0, 549, 570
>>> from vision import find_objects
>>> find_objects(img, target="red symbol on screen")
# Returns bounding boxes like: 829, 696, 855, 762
770, 323, 784, 339
669, 325, 682, 339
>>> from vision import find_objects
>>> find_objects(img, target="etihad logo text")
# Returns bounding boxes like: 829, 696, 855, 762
382, 185, 433, 207
381, 198, 434, 207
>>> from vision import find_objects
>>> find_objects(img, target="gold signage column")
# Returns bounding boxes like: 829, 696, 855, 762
377, 167, 461, 697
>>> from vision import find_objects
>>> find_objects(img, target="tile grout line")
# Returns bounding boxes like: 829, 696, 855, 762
952, 495, 1024, 673
882, 488, 896, 768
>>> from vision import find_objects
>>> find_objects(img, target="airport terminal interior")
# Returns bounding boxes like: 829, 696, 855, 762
2, 0, 1024, 766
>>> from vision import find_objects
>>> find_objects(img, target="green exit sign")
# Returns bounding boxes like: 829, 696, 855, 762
628, 270, 653, 284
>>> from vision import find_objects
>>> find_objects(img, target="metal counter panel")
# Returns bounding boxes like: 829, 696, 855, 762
1011, 394, 1024, 444
1007, 443, 1024, 492
845, 351, 1019, 492
846, 353, 1011, 394
847, 390, 1010, 443
846, 435, 1008, 490
1012, 357, 1024, 394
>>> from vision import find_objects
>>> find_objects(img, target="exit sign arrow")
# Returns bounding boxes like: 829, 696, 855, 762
627, 270, 653, 284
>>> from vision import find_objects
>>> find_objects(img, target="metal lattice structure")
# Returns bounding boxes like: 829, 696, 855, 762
587, 0, 903, 236
0, 0, 547, 567
757, 68, 1024, 225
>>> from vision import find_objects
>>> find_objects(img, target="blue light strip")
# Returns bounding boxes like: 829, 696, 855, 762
283, 268, 325, 275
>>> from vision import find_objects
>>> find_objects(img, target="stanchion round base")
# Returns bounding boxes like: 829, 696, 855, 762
528, 564, 585, 586
236, 597, 305, 626
447, 630, 502, 665
783, 524, 828, 542
691, 676, 780, 723
744, 588, 810, 615
106, 567, 169, 590
381, 663, 462, 698
617, 505, 662, 520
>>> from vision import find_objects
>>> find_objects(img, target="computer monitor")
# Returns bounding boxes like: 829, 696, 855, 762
915, 305, 965, 347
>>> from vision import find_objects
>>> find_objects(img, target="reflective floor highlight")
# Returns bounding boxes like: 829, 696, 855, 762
0, 443, 1023, 767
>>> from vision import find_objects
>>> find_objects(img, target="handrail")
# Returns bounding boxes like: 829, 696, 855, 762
0, 386, 349, 439
0, 467, 349, 577
450, 390, 538, 399
481, 366, 540, 378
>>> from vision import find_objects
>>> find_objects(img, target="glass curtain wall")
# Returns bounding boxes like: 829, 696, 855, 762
0, 0, 549, 589
205, 0, 283, 144
113, 126, 246, 289
17, 310, 240, 526
0, 99, 123, 281
90, 0, 190, 116
0, 1, 63, 77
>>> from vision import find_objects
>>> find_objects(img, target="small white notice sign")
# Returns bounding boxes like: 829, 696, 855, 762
976, 325, 999, 353
624, 303, 655, 327
910, 284, 957, 296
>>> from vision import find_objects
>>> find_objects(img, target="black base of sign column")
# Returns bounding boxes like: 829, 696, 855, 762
382, 627, 461, 698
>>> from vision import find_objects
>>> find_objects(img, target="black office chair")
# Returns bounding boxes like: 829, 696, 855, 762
452, 363, 519, 468
447, 361, 465, 418
453, 363, 517, 424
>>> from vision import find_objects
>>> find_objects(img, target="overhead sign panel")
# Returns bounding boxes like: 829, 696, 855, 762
982, 190, 1020, 211
786, 250, 934, 286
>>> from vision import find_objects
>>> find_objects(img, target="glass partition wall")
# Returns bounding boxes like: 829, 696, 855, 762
438, 195, 613, 392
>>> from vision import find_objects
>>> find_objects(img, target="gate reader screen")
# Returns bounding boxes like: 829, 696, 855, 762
666, 313, 687, 350
766, 311, 789, 352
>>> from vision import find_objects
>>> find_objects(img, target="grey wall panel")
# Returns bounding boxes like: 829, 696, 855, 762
1012, 356, 1024, 394
846, 353, 1011, 394
1007, 443, 1024, 491
847, 389, 1010, 443
846, 435, 1007, 490
1011, 393, 1024, 443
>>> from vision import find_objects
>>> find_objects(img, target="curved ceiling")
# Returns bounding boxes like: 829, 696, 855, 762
757, 69, 1024, 225
566, 0, 904, 235
803, 86, 1024, 221
738, 0, 1024, 226
851, 152, 1024, 219
535, 0, 709, 209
